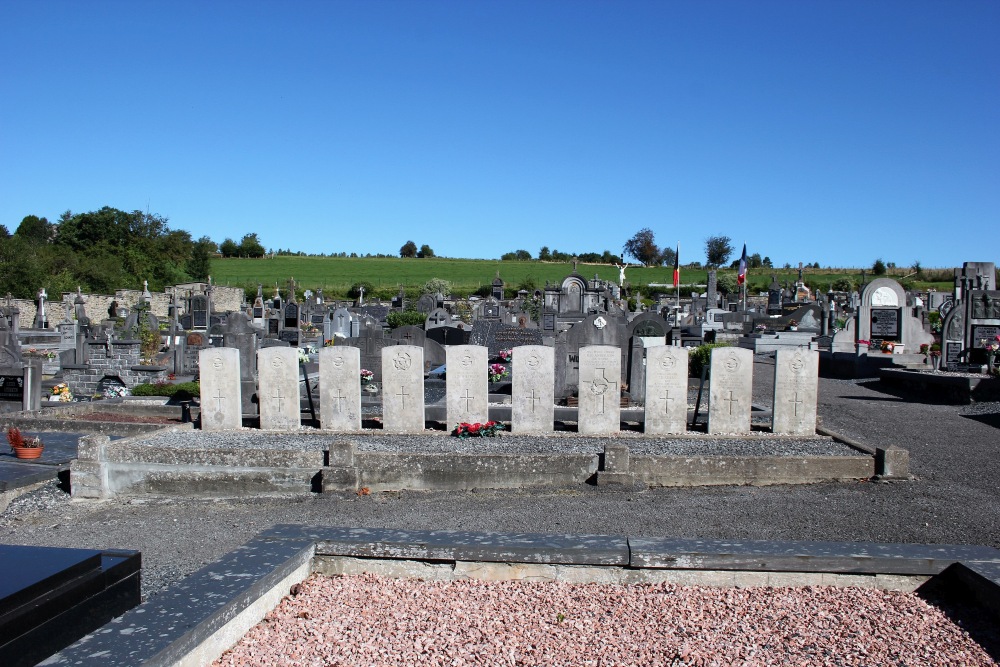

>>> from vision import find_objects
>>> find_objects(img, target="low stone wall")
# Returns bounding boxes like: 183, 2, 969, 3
61, 340, 167, 397
878, 368, 1000, 404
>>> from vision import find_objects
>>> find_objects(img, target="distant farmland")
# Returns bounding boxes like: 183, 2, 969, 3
209, 256, 948, 299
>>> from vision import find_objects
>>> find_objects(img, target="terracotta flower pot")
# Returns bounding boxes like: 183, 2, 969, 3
12, 446, 44, 460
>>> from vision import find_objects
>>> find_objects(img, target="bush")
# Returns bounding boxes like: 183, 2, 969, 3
386, 310, 427, 329
689, 342, 731, 377
872, 258, 886, 276
831, 277, 855, 292
132, 381, 200, 400
348, 281, 374, 299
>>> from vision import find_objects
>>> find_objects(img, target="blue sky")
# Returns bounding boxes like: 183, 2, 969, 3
2, 0, 997, 269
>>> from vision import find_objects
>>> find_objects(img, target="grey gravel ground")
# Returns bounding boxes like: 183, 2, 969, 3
2, 357, 999, 601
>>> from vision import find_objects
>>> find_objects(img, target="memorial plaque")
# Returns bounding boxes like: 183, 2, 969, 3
771, 348, 819, 435
708, 347, 752, 434
577, 345, 621, 435
446, 345, 488, 426
267, 319, 279, 335
257, 347, 300, 430
644, 346, 688, 435
252, 307, 264, 319
511, 345, 554, 434
972, 325, 1000, 343
198, 348, 242, 431
311, 314, 325, 326
543, 313, 556, 331
946, 342, 962, 364
870, 308, 900, 340
381, 345, 424, 433
319, 346, 361, 431
0, 375, 23, 401
284, 303, 299, 328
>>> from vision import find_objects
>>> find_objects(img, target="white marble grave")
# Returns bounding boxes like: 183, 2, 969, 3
381, 345, 425, 433
644, 345, 689, 434
577, 345, 621, 435
708, 347, 753, 434
446, 345, 488, 427
319, 346, 361, 431
771, 348, 819, 435
511, 345, 554, 434
257, 347, 301, 430
198, 348, 242, 431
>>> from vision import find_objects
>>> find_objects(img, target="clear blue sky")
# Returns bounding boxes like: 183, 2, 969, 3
2, 0, 997, 269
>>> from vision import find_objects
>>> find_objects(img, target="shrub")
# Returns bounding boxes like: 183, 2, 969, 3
131, 381, 200, 400
689, 342, 731, 377
386, 310, 427, 329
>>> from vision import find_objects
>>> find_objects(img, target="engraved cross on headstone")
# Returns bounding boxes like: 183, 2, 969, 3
333, 388, 347, 413
528, 389, 541, 413
660, 390, 674, 415
789, 391, 803, 416
272, 388, 285, 411
461, 389, 474, 411
428, 311, 447, 326
589, 368, 618, 415
396, 385, 408, 407
214, 388, 225, 411
724, 391, 739, 415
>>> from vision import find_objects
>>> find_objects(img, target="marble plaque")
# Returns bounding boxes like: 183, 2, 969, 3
644, 346, 689, 434
257, 347, 300, 430
381, 345, 425, 433
511, 345, 554, 434
578, 345, 621, 435
319, 346, 361, 431
771, 348, 819, 435
446, 345, 488, 427
708, 347, 752, 434
198, 348, 242, 431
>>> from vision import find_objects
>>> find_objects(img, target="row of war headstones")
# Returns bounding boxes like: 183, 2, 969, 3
199, 344, 817, 436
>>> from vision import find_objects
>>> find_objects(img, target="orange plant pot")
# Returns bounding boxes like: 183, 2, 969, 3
12, 446, 44, 460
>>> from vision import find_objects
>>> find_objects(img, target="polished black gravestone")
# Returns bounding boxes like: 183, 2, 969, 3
0, 544, 141, 667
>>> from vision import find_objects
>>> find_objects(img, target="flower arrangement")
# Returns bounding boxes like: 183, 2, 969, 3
360, 369, 374, 385
51, 383, 73, 402
7, 427, 42, 450
498, 349, 513, 362
919, 343, 942, 358
754, 324, 767, 331
881, 341, 895, 354
488, 363, 509, 383
297, 349, 310, 364
23, 348, 57, 360
788, 319, 798, 327
103, 384, 129, 399
452, 421, 505, 439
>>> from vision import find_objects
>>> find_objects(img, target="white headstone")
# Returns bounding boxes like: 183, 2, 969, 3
511, 345, 554, 434
446, 345, 488, 427
771, 348, 819, 435
577, 345, 621, 435
198, 347, 242, 431
257, 347, 300, 430
319, 346, 361, 431
644, 346, 689, 434
708, 347, 753, 434
381, 345, 425, 433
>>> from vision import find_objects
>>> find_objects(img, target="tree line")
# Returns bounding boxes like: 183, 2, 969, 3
0, 207, 215, 299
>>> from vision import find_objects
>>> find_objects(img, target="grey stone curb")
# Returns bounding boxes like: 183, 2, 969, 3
46, 526, 1000, 666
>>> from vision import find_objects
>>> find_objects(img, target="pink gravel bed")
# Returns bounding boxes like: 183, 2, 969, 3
213, 573, 996, 667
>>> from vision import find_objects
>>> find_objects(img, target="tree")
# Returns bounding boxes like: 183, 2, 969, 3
187, 236, 217, 281
400, 240, 417, 258
716, 272, 738, 295
238, 233, 265, 258
219, 238, 239, 257
913, 261, 923, 277
762, 256, 773, 268
0, 224, 9, 238
422, 278, 451, 296
705, 236, 733, 268
538, 246, 551, 261
872, 258, 886, 275
501, 249, 532, 261
623, 228, 660, 266
658, 245, 676, 267
417, 244, 435, 258
15, 215, 52, 243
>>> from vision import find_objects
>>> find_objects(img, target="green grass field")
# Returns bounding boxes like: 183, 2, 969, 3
209, 256, 952, 300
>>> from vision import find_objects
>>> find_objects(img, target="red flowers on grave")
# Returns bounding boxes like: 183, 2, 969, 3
452, 421, 505, 439
488, 363, 509, 383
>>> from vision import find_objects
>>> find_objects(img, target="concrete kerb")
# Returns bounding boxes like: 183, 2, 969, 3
815, 424, 910, 480
45, 526, 1000, 667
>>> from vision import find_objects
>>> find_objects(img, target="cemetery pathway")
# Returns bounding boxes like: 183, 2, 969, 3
2, 369, 999, 600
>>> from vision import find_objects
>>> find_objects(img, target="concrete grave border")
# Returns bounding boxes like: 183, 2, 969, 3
44, 526, 1000, 666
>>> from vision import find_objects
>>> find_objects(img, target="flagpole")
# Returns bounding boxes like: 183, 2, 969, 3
674, 241, 680, 328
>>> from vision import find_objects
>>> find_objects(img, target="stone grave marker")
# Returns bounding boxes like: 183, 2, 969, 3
222, 313, 258, 415
708, 347, 752, 434
330, 308, 353, 339
416, 294, 437, 314
257, 347, 300, 430
319, 346, 361, 431
644, 345, 688, 434
511, 345, 554, 434
425, 307, 451, 330
446, 345, 488, 427
381, 345, 425, 432
577, 345, 621, 435
198, 347, 242, 431
772, 348, 819, 435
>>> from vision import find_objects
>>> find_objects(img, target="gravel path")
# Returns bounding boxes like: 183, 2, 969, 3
2, 358, 1000, 656
213, 572, 995, 667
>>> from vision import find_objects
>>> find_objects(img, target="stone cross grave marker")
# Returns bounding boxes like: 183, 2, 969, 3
257, 347, 300, 430
771, 348, 819, 435
319, 346, 361, 431
446, 345, 488, 427
511, 345, 554, 434
708, 347, 753, 434
644, 345, 689, 434
198, 348, 242, 431
381, 345, 424, 433
578, 345, 621, 435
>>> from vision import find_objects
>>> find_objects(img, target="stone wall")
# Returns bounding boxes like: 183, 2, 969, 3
62, 340, 167, 397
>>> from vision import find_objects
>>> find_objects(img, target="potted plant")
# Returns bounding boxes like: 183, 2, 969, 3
788, 319, 798, 331
7, 427, 44, 460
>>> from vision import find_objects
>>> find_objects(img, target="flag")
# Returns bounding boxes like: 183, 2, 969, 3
673, 243, 680, 288
737, 243, 748, 286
